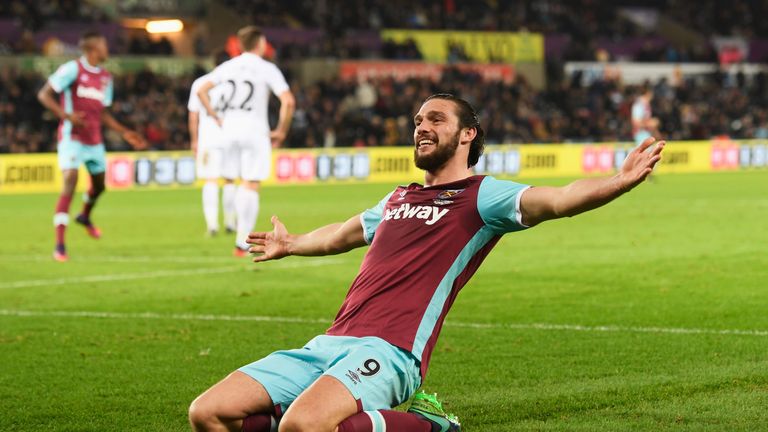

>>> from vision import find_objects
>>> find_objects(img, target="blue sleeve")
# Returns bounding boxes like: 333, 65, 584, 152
477, 176, 531, 234
48, 60, 79, 93
103, 77, 114, 107
360, 191, 395, 244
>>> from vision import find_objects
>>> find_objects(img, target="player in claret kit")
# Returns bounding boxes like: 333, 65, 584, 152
37, 30, 146, 262
188, 94, 665, 432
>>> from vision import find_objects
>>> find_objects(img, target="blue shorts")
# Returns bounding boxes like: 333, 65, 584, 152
57, 139, 106, 174
239, 335, 422, 415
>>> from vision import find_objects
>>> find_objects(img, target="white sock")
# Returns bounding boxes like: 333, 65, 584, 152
202, 181, 219, 231
222, 183, 237, 230
235, 186, 259, 249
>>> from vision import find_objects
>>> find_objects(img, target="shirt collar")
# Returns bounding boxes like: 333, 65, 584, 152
79, 56, 101, 73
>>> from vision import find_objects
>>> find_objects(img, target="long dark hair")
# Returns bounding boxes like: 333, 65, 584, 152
424, 93, 485, 167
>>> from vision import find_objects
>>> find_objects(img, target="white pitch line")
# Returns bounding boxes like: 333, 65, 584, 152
0, 254, 350, 264
0, 309, 330, 325
445, 321, 768, 337
0, 309, 766, 337
0, 255, 239, 264
0, 258, 343, 290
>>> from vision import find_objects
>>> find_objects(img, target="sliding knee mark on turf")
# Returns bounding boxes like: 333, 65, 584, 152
1, 309, 766, 337
0, 258, 344, 289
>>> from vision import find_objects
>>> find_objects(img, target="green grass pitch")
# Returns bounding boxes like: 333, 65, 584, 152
1, 171, 767, 431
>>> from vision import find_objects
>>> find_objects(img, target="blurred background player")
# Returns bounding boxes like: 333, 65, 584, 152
631, 85, 660, 146
197, 26, 295, 256
188, 51, 237, 237
37, 30, 146, 262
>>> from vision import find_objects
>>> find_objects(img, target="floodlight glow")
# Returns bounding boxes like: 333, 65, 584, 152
146, 20, 184, 34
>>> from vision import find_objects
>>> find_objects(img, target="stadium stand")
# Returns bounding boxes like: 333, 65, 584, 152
2, 0, 768, 152
2, 64, 768, 153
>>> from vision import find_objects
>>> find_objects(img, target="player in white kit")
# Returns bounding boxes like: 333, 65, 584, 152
197, 26, 295, 256
188, 51, 237, 236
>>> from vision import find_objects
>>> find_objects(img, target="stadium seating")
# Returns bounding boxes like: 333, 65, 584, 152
2, 63, 768, 153
2, 0, 768, 152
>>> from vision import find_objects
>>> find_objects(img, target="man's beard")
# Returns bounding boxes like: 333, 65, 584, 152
414, 131, 460, 172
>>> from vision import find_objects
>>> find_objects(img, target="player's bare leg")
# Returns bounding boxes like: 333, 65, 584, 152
279, 375, 358, 432
189, 371, 277, 432
202, 179, 220, 236
234, 180, 260, 257
76, 171, 105, 238
53, 169, 79, 261
222, 178, 237, 234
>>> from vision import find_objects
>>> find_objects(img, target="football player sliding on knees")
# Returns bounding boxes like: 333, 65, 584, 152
189, 93, 663, 432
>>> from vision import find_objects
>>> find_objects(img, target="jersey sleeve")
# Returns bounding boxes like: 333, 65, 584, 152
187, 81, 201, 112
360, 191, 395, 244
103, 76, 114, 107
48, 60, 79, 93
477, 176, 531, 234
267, 64, 290, 96
206, 64, 227, 86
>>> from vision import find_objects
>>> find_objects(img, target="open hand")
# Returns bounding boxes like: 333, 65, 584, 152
247, 216, 292, 262
123, 130, 148, 150
270, 130, 286, 147
618, 137, 665, 191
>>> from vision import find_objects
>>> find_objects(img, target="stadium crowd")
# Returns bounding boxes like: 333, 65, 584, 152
3, 0, 768, 153
2, 64, 768, 154
284, 68, 768, 148
3, 0, 750, 62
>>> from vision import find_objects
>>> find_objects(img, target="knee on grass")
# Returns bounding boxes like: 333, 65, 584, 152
188, 398, 225, 429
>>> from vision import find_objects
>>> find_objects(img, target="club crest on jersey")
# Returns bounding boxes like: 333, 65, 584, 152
384, 203, 449, 225
437, 189, 464, 199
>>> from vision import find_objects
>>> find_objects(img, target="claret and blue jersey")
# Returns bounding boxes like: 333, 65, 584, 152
48, 57, 113, 146
327, 175, 530, 377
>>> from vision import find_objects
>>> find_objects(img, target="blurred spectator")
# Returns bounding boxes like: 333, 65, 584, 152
127, 33, 175, 56
15, 30, 39, 54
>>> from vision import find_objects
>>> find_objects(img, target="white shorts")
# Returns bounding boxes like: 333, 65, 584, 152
196, 145, 225, 180
222, 137, 271, 181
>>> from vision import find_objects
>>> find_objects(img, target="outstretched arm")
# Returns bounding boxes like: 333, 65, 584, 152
247, 214, 367, 262
101, 111, 147, 150
521, 137, 665, 227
